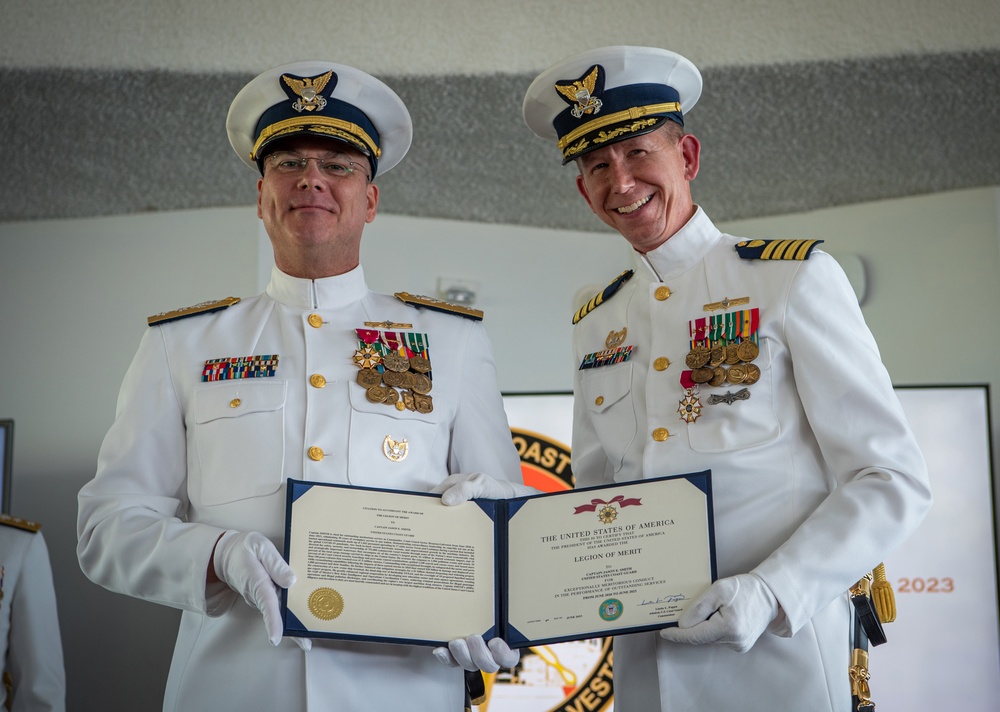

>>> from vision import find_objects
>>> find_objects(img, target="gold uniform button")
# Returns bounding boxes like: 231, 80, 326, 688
309, 374, 327, 388
595, 396, 605, 406
307, 314, 323, 328
652, 428, 670, 442
653, 357, 670, 371
307, 446, 325, 461
655, 286, 672, 301
229, 398, 242, 408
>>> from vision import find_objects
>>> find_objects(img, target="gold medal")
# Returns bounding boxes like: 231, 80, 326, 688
382, 370, 408, 388
727, 364, 748, 384
725, 344, 741, 365
709, 346, 727, 367
366, 385, 389, 403
709, 366, 727, 387
414, 393, 433, 414
686, 347, 711, 369
691, 367, 715, 384
410, 373, 432, 395
382, 387, 400, 406
743, 363, 761, 385
383, 352, 410, 372
357, 369, 382, 388
409, 356, 431, 373
737, 340, 759, 362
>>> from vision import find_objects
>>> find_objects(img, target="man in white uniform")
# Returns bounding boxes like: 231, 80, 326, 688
0, 514, 65, 712
78, 60, 524, 711
522, 46, 932, 711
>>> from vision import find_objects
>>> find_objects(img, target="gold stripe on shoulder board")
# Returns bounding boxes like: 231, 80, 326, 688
0, 513, 41, 533
735, 239, 824, 261
572, 269, 634, 325
394, 292, 484, 321
148, 297, 241, 326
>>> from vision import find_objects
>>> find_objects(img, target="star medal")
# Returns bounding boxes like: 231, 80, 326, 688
678, 388, 704, 423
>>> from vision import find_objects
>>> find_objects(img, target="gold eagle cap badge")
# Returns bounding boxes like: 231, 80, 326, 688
282, 70, 334, 113
555, 64, 604, 119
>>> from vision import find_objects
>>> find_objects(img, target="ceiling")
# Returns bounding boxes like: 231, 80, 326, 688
2, 0, 998, 231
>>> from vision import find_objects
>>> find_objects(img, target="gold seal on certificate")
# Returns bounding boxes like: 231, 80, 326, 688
309, 588, 345, 621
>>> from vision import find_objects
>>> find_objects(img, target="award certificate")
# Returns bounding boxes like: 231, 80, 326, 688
282, 471, 716, 647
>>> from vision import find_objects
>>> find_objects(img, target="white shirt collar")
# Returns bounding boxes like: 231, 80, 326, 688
265, 264, 369, 309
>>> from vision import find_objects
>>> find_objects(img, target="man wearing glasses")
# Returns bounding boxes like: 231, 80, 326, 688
78, 60, 524, 711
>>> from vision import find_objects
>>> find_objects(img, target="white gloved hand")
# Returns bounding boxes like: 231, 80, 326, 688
431, 472, 536, 505
659, 573, 778, 653
432, 635, 520, 673
213, 531, 311, 650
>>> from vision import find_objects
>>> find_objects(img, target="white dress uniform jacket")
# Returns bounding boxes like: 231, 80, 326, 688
78, 265, 522, 712
0, 520, 66, 712
571, 208, 931, 712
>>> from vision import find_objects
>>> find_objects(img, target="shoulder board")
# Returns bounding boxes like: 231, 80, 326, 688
572, 269, 634, 325
148, 297, 241, 327
0, 513, 41, 533
394, 292, 483, 321
735, 239, 823, 261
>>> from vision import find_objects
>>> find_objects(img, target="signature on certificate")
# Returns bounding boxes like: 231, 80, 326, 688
639, 593, 688, 606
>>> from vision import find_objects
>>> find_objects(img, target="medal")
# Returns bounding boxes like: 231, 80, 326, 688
686, 347, 711, 369
354, 327, 434, 414
678, 389, 703, 423
691, 367, 715, 384
737, 339, 759, 362
727, 364, 748, 384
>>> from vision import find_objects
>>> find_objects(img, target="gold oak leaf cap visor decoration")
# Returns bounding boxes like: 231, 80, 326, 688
226, 60, 413, 178
522, 45, 702, 164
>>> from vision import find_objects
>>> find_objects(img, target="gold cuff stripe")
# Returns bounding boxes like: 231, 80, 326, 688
557, 102, 681, 151
252, 116, 381, 161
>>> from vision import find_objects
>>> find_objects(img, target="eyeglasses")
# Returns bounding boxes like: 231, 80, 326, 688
265, 151, 370, 181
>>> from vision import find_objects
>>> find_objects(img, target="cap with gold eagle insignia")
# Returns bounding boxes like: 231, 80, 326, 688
572, 269, 634, 325
148, 297, 241, 327
735, 239, 824, 261
226, 60, 412, 178
523, 46, 702, 164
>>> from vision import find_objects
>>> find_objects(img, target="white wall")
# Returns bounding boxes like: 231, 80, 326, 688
1, 185, 998, 709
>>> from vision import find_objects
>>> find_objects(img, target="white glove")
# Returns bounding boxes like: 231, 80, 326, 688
659, 573, 778, 653
213, 531, 311, 650
431, 472, 536, 505
433, 635, 520, 673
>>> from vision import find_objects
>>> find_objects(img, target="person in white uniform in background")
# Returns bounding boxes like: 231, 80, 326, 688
0, 513, 65, 712
522, 46, 932, 711
78, 59, 526, 712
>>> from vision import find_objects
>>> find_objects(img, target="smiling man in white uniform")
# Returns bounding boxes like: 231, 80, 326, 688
523, 46, 932, 711
78, 60, 524, 711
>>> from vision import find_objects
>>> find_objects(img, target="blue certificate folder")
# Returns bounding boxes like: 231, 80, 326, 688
282, 471, 716, 648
